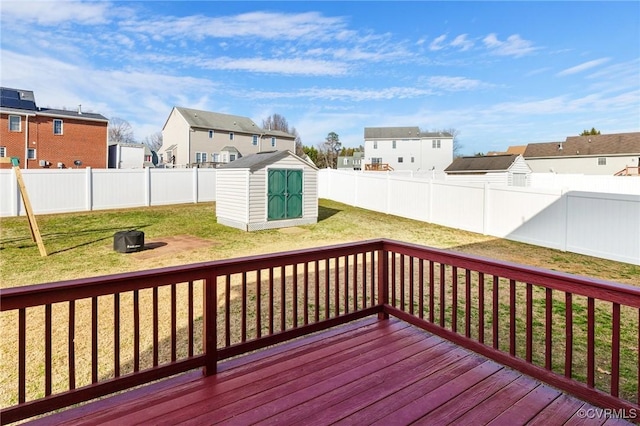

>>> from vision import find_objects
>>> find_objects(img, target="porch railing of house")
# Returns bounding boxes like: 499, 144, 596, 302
364, 163, 394, 171
1, 239, 639, 424
614, 166, 640, 176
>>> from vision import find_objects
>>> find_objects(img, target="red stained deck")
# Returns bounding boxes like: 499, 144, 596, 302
28, 317, 632, 426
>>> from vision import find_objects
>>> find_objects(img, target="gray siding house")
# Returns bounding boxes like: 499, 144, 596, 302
215, 150, 318, 231
444, 154, 531, 186
161, 107, 296, 168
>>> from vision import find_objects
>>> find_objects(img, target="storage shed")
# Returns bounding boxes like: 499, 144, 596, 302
444, 154, 531, 186
216, 150, 318, 231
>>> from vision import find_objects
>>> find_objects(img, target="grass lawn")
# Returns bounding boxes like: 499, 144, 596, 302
1, 199, 638, 288
1, 199, 639, 410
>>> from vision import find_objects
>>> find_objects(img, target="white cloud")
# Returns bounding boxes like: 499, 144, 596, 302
429, 35, 447, 51
0, 0, 111, 25
244, 86, 435, 102
556, 58, 611, 76
120, 11, 349, 42
450, 34, 473, 51
483, 34, 537, 57
426, 76, 491, 91
201, 57, 349, 76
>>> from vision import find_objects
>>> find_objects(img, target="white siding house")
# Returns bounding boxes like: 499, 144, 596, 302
444, 154, 531, 186
523, 132, 640, 175
161, 107, 296, 168
216, 151, 318, 231
363, 127, 453, 172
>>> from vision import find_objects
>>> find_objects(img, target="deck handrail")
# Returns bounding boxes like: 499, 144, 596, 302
1, 238, 639, 423
377, 239, 640, 416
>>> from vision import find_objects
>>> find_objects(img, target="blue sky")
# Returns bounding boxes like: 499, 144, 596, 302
1, 1, 638, 155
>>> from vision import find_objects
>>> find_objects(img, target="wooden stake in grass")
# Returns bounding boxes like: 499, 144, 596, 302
1, 157, 46, 257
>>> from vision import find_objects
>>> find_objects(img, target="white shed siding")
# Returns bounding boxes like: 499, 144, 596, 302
445, 172, 508, 186
215, 169, 249, 225
507, 156, 532, 186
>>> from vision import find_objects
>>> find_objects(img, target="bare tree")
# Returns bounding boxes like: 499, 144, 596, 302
262, 113, 289, 132
291, 126, 304, 156
108, 117, 135, 144
143, 132, 163, 151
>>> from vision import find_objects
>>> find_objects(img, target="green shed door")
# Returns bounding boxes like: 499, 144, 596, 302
268, 169, 303, 221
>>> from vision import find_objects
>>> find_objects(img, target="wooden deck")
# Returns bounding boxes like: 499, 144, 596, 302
28, 317, 633, 426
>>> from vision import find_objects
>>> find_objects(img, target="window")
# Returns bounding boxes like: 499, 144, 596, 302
229, 132, 234, 140
392, 140, 396, 149
213, 153, 219, 162
271, 137, 276, 148
373, 141, 378, 149
252, 135, 258, 146
27, 148, 36, 159
411, 157, 415, 163
230, 154, 236, 161
9, 115, 21, 132
432, 139, 441, 148
0, 147, 6, 157
598, 157, 606, 165
372, 157, 382, 164
195, 152, 207, 163
53, 119, 63, 135
398, 157, 403, 163
208, 130, 214, 139
343, 158, 350, 165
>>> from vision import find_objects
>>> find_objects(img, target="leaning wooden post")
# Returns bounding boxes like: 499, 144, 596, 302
377, 244, 389, 319
203, 272, 218, 376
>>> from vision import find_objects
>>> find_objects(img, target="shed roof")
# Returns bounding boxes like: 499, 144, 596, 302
218, 150, 317, 172
523, 132, 640, 158
444, 154, 520, 173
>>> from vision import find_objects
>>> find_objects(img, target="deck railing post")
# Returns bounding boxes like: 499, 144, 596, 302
203, 272, 218, 376
377, 247, 389, 319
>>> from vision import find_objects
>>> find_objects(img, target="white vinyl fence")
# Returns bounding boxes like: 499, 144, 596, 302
1, 168, 638, 265
0, 167, 216, 217
319, 170, 640, 265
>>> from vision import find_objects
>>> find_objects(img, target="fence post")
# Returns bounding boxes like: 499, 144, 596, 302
144, 167, 151, 207
193, 167, 199, 204
85, 167, 93, 211
203, 272, 218, 376
377, 246, 389, 319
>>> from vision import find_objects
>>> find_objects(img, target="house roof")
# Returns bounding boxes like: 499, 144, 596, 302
0, 87, 108, 122
523, 132, 640, 158
444, 154, 520, 173
174, 107, 295, 139
218, 150, 317, 172
364, 127, 452, 139
221, 146, 240, 153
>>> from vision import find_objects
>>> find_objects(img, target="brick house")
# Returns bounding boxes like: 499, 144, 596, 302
0, 87, 108, 169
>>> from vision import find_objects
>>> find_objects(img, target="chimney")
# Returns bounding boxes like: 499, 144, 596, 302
78, 104, 82, 115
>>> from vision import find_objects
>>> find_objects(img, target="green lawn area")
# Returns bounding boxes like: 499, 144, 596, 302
1, 199, 638, 288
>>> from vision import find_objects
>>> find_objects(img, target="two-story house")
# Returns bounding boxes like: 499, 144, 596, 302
337, 151, 364, 171
161, 107, 296, 167
523, 132, 640, 175
363, 127, 453, 172
0, 87, 109, 169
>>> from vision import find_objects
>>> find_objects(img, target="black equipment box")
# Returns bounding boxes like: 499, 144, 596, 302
113, 230, 145, 253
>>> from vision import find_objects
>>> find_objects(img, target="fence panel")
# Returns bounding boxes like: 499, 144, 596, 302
430, 181, 485, 233
149, 169, 196, 206
92, 169, 146, 211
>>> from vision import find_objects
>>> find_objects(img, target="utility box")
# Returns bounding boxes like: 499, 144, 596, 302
113, 230, 145, 253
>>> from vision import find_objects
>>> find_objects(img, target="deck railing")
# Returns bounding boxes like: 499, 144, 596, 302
1, 239, 639, 423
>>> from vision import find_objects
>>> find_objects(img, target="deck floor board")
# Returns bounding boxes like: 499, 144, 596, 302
28, 317, 633, 426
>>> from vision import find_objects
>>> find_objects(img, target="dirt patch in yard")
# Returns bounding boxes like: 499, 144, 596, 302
131, 235, 218, 260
